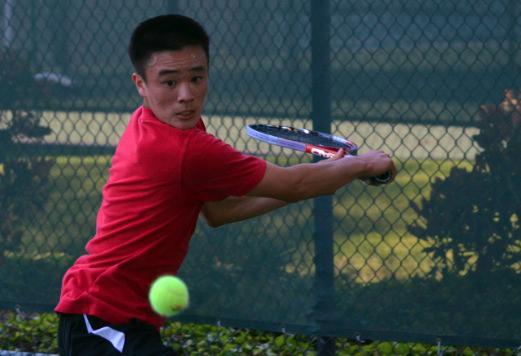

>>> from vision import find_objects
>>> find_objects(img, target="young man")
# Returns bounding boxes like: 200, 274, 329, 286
55, 14, 396, 355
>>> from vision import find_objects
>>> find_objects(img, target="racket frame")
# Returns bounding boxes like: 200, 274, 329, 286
246, 124, 358, 158
246, 123, 392, 185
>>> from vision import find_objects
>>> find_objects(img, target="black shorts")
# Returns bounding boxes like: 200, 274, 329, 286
57, 313, 179, 355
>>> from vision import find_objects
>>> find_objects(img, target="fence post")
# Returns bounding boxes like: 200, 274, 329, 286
311, 0, 335, 355
50, 1, 69, 74
507, 0, 520, 89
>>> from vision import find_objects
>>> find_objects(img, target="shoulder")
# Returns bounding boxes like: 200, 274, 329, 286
186, 127, 232, 151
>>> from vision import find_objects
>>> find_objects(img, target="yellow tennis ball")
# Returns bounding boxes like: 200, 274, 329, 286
148, 275, 189, 317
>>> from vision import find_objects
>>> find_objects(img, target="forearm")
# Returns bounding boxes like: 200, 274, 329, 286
202, 196, 287, 227
248, 155, 370, 202
285, 156, 368, 200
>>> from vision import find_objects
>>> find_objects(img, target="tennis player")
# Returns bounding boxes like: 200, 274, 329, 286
55, 14, 396, 355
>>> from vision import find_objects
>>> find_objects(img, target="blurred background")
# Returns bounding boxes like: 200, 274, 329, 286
1, 0, 520, 353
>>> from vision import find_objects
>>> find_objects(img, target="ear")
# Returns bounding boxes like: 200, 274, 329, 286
131, 73, 147, 97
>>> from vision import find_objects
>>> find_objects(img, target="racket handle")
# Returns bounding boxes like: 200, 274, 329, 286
365, 171, 393, 185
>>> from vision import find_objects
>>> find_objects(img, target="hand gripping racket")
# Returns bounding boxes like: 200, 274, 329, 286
246, 124, 392, 185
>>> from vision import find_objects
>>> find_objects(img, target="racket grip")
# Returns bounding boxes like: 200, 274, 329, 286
365, 171, 393, 185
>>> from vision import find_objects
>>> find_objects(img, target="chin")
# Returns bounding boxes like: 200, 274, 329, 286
174, 120, 198, 130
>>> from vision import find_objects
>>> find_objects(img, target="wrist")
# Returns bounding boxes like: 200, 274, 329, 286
344, 155, 370, 179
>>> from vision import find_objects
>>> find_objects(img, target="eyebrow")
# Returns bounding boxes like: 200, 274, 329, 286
158, 66, 207, 77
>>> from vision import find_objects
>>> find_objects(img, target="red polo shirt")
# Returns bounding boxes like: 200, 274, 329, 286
55, 106, 266, 328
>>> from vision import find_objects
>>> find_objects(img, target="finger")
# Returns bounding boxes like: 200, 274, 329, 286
327, 148, 345, 161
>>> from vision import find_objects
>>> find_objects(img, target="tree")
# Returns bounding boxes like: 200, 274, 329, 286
409, 90, 521, 277
0, 49, 54, 257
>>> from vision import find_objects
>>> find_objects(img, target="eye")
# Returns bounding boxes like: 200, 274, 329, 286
192, 76, 204, 83
163, 80, 177, 87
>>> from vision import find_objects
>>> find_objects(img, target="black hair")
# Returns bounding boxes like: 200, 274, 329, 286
128, 14, 209, 80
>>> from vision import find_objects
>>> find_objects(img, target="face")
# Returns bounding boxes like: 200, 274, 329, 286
132, 45, 208, 129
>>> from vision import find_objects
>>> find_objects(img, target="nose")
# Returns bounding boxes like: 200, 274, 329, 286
177, 82, 194, 102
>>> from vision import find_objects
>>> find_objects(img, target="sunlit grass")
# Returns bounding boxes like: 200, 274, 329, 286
329, 158, 473, 284
20, 155, 111, 256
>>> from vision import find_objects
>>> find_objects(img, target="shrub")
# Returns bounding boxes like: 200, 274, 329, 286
409, 90, 521, 277
0, 49, 54, 257
0, 311, 515, 355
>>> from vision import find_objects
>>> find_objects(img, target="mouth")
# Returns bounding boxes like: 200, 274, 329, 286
175, 110, 196, 119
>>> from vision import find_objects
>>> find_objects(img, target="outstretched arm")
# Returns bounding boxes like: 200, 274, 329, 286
201, 196, 287, 227
247, 149, 396, 202
200, 149, 347, 227
201, 149, 396, 227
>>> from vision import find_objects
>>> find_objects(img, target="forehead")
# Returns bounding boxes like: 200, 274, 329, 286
145, 46, 208, 76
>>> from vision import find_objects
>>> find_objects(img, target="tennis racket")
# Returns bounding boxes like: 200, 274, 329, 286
246, 124, 392, 185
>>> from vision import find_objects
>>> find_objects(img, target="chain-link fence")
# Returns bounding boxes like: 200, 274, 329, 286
1, 0, 520, 354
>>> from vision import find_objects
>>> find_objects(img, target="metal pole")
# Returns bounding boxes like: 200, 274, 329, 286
311, 0, 335, 355
507, 0, 520, 89
53, 1, 69, 73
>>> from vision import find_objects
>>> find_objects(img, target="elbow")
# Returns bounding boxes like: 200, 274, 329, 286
205, 219, 219, 228
204, 216, 224, 228
208, 222, 223, 228
206, 220, 224, 228
201, 210, 224, 228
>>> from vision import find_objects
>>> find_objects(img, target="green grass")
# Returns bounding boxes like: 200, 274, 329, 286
19, 155, 111, 256
328, 159, 474, 283
253, 156, 474, 284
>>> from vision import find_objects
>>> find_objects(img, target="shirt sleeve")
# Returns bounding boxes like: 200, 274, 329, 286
181, 131, 267, 201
